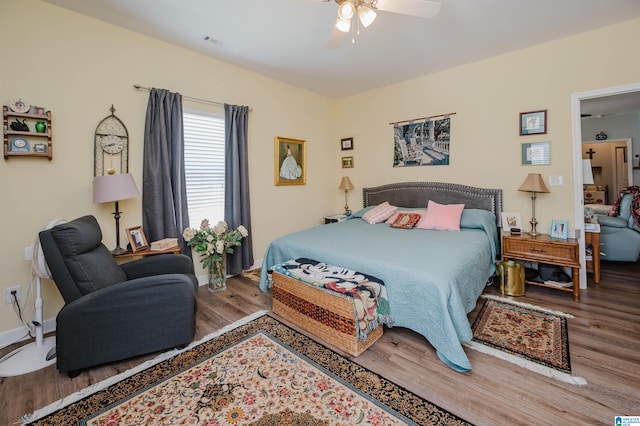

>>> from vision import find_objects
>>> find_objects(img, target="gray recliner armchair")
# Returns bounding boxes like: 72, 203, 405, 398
39, 215, 198, 377
597, 194, 640, 262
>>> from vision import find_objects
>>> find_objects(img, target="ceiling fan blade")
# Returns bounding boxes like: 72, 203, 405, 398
327, 18, 348, 49
374, 0, 441, 18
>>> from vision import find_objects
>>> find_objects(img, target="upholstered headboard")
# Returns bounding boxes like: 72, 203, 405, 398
362, 181, 503, 227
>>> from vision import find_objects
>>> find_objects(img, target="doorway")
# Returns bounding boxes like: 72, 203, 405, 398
571, 82, 640, 289
582, 139, 633, 204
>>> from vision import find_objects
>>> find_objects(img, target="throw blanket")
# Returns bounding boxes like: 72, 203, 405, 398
609, 186, 640, 227
274, 258, 393, 340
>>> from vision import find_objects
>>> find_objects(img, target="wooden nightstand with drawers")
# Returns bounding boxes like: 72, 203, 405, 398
502, 232, 581, 301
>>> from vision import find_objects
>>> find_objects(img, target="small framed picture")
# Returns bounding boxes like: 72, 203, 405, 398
501, 212, 523, 232
126, 226, 149, 252
550, 220, 569, 240
521, 142, 550, 165
29, 105, 46, 115
520, 110, 547, 135
341, 137, 353, 151
33, 143, 47, 153
341, 156, 354, 168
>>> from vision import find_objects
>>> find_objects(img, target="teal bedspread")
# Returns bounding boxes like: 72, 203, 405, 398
259, 208, 499, 372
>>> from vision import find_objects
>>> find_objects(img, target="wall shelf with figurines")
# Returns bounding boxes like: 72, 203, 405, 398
3, 100, 52, 160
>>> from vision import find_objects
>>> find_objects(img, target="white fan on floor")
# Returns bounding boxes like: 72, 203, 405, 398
325, 0, 442, 48
0, 219, 66, 377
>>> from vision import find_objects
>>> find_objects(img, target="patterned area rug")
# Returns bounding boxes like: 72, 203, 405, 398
24, 313, 470, 425
241, 268, 262, 284
466, 295, 586, 386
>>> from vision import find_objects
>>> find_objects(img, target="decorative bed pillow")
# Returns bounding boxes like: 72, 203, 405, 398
385, 209, 427, 224
389, 212, 422, 229
417, 200, 465, 231
362, 201, 398, 224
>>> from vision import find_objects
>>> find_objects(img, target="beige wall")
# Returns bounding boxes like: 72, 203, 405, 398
1, 0, 639, 336
0, 0, 335, 334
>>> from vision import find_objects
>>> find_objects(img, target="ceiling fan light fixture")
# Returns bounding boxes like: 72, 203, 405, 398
338, 1, 355, 20
335, 16, 351, 33
358, 4, 377, 27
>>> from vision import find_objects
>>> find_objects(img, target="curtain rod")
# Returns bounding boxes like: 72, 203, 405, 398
133, 84, 252, 111
389, 112, 456, 126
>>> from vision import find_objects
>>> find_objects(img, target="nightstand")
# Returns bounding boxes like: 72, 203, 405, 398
324, 214, 348, 224
502, 233, 581, 301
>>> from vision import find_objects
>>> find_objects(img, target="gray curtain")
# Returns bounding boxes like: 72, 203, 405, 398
224, 104, 253, 274
142, 88, 190, 255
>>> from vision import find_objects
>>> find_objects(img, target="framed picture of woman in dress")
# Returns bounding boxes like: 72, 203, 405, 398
275, 136, 306, 186
126, 226, 149, 252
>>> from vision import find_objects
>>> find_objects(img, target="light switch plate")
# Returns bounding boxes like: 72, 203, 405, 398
549, 175, 563, 186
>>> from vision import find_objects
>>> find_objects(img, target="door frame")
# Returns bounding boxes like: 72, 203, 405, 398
571, 82, 640, 288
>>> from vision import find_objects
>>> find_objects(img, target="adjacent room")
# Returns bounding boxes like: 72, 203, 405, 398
1, 1, 639, 424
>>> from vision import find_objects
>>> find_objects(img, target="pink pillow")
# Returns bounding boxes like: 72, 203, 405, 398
417, 200, 465, 231
362, 202, 398, 224
385, 209, 427, 224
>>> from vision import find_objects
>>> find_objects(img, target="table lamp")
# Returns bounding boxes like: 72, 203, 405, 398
582, 159, 594, 185
338, 176, 354, 216
518, 173, 550, 236
93, 173, 140, 255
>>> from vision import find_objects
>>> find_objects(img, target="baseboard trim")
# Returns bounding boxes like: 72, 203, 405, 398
0, 318, 56, 349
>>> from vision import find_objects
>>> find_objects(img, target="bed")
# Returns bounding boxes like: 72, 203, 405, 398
259, 182, 503, 372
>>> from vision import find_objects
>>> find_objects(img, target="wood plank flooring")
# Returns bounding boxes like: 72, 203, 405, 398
1, 260, 638, 425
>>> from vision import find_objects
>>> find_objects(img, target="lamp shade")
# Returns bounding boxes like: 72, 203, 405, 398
338, 176, 354, 191
358, 4, 377, 27
93, 173, 139, 203
582, 159, 595, 185
518, 173, 550, 193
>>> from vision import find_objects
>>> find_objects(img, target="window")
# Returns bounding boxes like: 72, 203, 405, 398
183, 110, 225, 228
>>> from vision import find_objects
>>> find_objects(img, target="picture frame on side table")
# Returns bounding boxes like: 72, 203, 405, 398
520, 110, 547, 135
126, 226, 149, 252
341, 137, 353, 151
275, 136, 306, 186
501, 212, 523, 232
550, 220, 569, 240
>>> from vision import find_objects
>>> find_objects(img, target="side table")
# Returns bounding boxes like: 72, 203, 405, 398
324, 214, 348, 224
114, 246, 181, 261
502, 232, 581, 301
585, 231, 601, 284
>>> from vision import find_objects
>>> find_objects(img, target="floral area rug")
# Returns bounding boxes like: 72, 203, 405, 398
24, 312, 470, 425
465, 295, 587, 386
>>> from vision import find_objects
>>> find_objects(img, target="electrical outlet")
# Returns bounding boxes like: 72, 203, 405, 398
5, 286, 21, 304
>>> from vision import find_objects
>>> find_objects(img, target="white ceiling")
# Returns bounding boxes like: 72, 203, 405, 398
43, 0, 640, 113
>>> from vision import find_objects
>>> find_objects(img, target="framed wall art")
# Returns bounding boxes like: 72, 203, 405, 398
341, 137, 353, 151
520, 110, 547, 135
275, 136, 306, 186
126, 226, 149, 252
521, 142, 550, 165
341, 156, 354, 168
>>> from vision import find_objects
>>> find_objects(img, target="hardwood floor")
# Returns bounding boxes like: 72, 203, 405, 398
1, 261, 638, 425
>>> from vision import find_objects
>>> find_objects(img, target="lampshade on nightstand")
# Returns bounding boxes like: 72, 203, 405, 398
338, 176, 354, 216
518, 173, 550, 236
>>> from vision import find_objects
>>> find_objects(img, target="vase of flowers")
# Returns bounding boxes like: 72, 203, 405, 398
183, 219, 248, 292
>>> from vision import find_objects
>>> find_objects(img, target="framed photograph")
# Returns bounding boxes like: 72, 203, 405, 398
520, 110, 547, 135
550, 220, 569, 240
274, 136, 306, 186
126, 226, 149, 252
521, 142, 550, 165
501, 212, 523, 232
341, 156, 354, 168
29, 105, 46, 116
33, 143, 47, 153
341, 137, 353, 151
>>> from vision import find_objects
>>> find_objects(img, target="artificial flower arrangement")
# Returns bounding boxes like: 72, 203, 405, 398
183, 219, 248, 291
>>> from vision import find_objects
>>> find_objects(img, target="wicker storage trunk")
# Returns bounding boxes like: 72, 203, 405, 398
272, 270, 383, 357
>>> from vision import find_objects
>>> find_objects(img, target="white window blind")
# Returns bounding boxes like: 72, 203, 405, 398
183, 111, 225, 229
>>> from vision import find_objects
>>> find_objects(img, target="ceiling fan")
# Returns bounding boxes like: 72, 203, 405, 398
325, 0, 442, 48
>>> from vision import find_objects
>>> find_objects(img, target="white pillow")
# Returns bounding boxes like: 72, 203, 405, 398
362, 202, 398, 224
